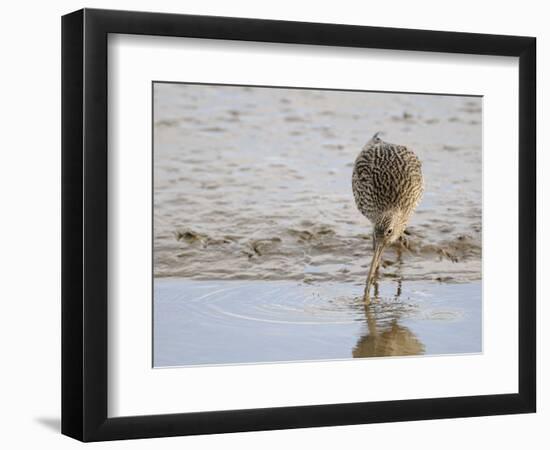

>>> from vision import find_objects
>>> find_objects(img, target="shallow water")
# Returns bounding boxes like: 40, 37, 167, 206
154, 279, 481, 367
154, 84, 482, 284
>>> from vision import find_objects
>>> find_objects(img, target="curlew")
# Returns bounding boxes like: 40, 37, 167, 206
352, 132, 424, 301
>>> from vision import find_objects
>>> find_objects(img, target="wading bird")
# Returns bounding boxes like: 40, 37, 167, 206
352, 132, 424, 301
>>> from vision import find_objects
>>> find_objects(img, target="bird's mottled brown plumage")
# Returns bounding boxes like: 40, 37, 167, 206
352, 133, 424, 299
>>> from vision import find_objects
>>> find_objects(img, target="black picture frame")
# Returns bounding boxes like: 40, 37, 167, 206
61, 8, 536, 442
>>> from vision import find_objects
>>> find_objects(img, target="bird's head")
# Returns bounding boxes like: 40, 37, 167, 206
374, 210, 407, 246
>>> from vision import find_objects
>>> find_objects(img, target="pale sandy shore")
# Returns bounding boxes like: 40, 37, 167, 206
154, 83, 482, 284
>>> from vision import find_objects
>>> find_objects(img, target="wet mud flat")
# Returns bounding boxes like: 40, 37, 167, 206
154, 279, 481, 367
153, 84, 482, 285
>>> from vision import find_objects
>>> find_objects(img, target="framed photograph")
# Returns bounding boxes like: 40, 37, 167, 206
61, 8, 536, 442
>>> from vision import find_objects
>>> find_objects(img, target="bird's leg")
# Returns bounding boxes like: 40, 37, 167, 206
373, 280, 380, 298
396, 240, 403, 263
399, 229, 414, 252
392, 246, 404, 298
395, 279, 402, 298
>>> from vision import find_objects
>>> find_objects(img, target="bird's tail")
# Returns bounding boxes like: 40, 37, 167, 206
367, 131, 382, 145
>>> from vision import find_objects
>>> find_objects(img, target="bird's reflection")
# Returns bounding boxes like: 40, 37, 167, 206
352, 279, 425, 358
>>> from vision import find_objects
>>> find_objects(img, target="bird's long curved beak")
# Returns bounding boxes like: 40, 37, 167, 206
365, 240, 385, 301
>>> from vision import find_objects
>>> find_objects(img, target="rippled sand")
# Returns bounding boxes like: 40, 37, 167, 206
154, 83, 481, 284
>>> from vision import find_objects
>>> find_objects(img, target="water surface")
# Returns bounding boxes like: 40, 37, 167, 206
154, 279, 481, 367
